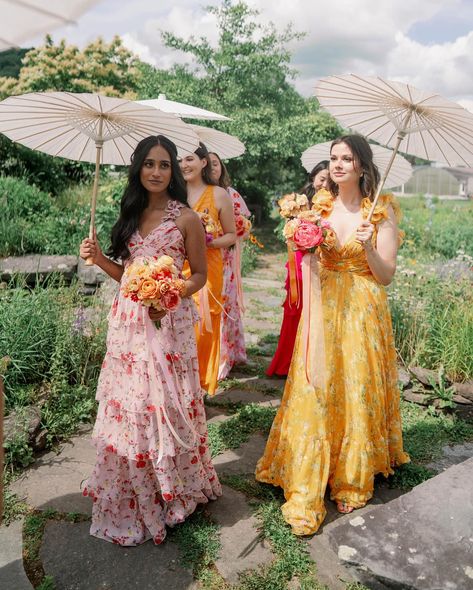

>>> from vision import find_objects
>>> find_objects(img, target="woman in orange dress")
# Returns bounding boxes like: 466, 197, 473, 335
256, 135, 409, 535
180, 143, 236, 395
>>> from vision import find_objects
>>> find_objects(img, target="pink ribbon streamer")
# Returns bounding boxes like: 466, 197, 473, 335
234, 239, 245, 313
301, 253, 326, 390
144, 316, 198, 463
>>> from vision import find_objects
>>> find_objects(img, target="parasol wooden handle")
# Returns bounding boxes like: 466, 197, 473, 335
367, 111, 413, 222
85, 137, 103, 266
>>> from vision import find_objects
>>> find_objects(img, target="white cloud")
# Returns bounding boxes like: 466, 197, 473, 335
386, 31, 473, 97
29, 0, 473, 106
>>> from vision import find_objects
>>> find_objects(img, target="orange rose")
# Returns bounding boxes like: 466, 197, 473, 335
138, 278, 159, 300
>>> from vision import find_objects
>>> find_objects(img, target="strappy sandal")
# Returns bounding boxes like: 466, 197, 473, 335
336, 501, 355, 514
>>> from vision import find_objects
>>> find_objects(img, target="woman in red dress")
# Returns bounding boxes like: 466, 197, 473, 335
266, 161, 329, 377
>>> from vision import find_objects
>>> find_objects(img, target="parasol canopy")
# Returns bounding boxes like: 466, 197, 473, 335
301, 140, 412, 189
314, 74, 473, 217
0, 91, 200, 262
0, 0, 101, 50
188, 123, 245, 160
138, 94, 230, 121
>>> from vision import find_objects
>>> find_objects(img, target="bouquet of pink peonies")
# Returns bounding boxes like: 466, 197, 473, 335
121, 256, 186, 322
283, 210, 335, 253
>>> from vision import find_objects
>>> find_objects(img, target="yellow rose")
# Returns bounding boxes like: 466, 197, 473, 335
283, 219, 299, 239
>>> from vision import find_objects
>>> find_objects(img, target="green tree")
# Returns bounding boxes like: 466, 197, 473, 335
0, 36, 142, 194
0, 35, 141, 98
0, 48, 30, 78
138, 0, 340, 212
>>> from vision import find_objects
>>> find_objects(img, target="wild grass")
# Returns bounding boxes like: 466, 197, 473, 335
0, 276, 108, 469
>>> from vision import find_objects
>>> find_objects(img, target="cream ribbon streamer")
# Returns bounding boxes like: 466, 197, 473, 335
301, 253, 326, 389
198, 284, 213, 334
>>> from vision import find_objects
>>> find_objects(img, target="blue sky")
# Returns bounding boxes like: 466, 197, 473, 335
26, 0, 473, 111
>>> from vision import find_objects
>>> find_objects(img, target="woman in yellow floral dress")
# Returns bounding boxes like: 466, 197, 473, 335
255, 134, 409, 535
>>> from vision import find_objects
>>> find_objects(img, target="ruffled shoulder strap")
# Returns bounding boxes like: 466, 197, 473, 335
311, 188, 334, 217
162, 199, 185, 223
362, 194, 404, 244
362, 193, 402, 225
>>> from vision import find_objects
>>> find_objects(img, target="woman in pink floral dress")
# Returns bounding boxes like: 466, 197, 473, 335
79, 135, 221, 546
208, 152, 250, 379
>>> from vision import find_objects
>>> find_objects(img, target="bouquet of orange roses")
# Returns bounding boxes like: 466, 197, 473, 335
278, 192, 310, 219
121, 255, 186, 326
197, 211, 219, 245
283, 210, 335, 253
235, 212, 252, 238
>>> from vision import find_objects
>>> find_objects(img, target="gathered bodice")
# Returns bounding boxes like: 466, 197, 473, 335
320, 238, 373, 276
311, 189, 403, 278
126, 200, 186, 273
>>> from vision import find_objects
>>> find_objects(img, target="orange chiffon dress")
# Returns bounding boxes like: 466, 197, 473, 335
186, 185, 224, 395
255, 192, 409, 535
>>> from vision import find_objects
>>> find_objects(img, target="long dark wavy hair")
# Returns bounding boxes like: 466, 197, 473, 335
299, 160, 329, 200
195, 142, 218, 186
209, 151, 231, 189
327, 135, 380, 201
108, 135, 188, 260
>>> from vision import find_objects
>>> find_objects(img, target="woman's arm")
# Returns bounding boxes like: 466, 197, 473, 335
356, 206, 399, 286
181, 210, 208, 296
208, 187, 236, 249
79, 229, 124, 282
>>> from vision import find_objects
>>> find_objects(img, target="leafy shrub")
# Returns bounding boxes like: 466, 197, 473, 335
0, 175, 121, 256
399, 196, 473, 258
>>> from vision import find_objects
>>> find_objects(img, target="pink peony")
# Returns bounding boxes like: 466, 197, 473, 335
293, 220, 324, 250
161, 289, 181, 311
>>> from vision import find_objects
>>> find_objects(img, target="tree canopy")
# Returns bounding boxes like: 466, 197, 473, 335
0, 1, 340, 206
138, 0, 340, 209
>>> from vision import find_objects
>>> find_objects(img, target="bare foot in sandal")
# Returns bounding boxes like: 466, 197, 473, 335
336, 501, 354, 514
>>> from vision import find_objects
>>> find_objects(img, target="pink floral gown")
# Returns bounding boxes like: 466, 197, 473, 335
218, 187, 250, 380
83, 200, 222, 546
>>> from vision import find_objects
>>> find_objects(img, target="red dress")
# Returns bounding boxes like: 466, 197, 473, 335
266, 250, 303, 377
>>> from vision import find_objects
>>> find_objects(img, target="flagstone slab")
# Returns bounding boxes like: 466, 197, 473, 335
40, 520, 198, 590
213, 433, 267, 476
328, 457, 473, 590
426, 442, 473, 473
0, 519, 33, 590
10, 433, 95, 514
213, 386, 282, 406
0, 255, 78, 283
207, 486, 273, 584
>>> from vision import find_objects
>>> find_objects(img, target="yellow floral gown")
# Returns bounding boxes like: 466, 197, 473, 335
255, 192, 409, 535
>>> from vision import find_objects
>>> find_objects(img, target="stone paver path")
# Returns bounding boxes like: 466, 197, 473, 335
2, 247, 473, 590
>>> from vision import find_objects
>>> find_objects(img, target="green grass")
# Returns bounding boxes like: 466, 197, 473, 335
390, 400, 473, 489
169, 511, 225, 589
221, 474, 324, 590
1, 480, 29, 524
207, 404, 277, 457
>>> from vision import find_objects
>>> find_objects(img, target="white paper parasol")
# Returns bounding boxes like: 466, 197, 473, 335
314, 74, 473, 218
138, 94, 230, 121
0, 0, 101, 50
188, 124, 245, 159
0, 91, 200, 262
301, 141, 412, 189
